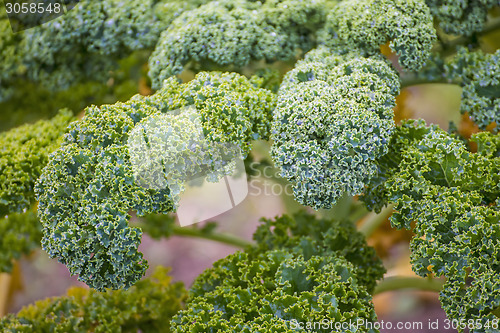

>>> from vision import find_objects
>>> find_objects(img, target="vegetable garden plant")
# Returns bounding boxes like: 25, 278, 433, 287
0, 0, 499, 332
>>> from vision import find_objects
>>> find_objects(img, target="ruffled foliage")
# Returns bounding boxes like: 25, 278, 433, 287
0, 4, 27, 102
0, 110, 72, 273
362, 120, 500, 331
319, 0, 436, 71
0, 267, 187, 333
172, 212, 383, 332
271, 47, 399, 209
0, 0, 209, 96
148, 0, 326, 88
0, 211, 41, 273
249, 211, 386, 293
172, 250, 378, 333
35, 72, 275, 290
0, 109, 74, 217
446, 47, 500, 133
1, 0, 499, 329
23, 0, 160, 90
425, 0, 499, 36
127, 105, 242, 204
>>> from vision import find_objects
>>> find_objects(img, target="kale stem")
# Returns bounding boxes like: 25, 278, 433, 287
400, 77, 456, 89
435, 16, 500, 56
171, 226, 253, 248
358, 204, 394, 237
0, 272, 12, 317
373, 276, 445, 295
401, 17, 500, 89
348, 200, 370, 223
317, 192, 353, 221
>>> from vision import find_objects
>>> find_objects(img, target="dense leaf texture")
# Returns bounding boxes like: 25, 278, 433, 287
23, 0, 160, 90
35, 72, 275, 290
446, 48, 500, 133
0, 211, 41, 273
149, 0, 326, 88
319, 0, 436, 71
250, 211, 386, 293
271, 47, 399, 209
172, 212, 383, 332
425, 0, 499, 36
0, 5, 27, 102
363, 120, 500, 330
128, 106, 243, 204
0, 0, 209, 96
173, 252, 377, 332
0, 110, 74, 216
0, 109, 72, 273
0, 267, 186, 333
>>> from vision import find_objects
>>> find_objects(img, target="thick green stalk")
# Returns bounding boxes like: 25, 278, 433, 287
348, 203, 370, 223
171, 226, 253, 248
358, 204, 394, 237
317, 192, 353, 221
373, 276, 445, 295
400, 77, 458, 89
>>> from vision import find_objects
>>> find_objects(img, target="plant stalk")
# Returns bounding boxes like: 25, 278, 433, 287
358, 204, 394, 237
400, 17, 500, 89
400, 77, 457, 89
0, 273, 12, 317
171, 226, 253, 248
437, 16, 500, 56
374, 276, 444, 295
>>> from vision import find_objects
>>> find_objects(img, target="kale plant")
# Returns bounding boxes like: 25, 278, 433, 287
1, 0, 500, 332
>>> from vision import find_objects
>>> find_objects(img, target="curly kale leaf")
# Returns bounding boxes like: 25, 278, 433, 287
271, 47, 399, 209
22, 0, 159, 90
172, 212, 383, 332
249, 211, 386, 293
0, 211, 41, 273
128, 106, 243, 203
148, 0, 326, 88
319, 0, 436, 71
362, 120, 500, 330
0, 110, 73, 273
153, 0, 212, 28
360, 120, 434, 213
0, 266, 186, 333
446, 47, 500, 132
1, 0, 209, 96
172, 250, 378, 333
35, 72, 275, 290
0, 109, 74, 217
425, 0, 499, 36
0, 5, 27, 102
